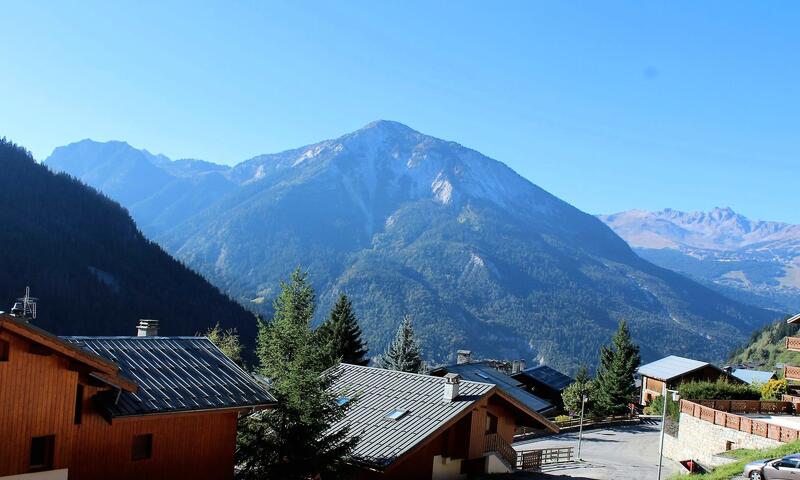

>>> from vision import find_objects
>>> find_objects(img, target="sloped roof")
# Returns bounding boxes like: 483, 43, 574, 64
432, 362, 553, 413
637, 355, 715, 382
788, 313, 800, 324
513, 365, 574, 392
62, 336, 275, 417
329, 364, 495, 470
732, 368, 776, 385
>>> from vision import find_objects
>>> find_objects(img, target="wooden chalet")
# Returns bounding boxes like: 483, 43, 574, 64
329, 364, 559, 479
0, 315, 275, 480
637, 355, 741, 406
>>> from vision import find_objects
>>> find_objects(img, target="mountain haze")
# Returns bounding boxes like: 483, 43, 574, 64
600, 208, 800, 312
0, 137, 257, 342
46, 122, 778, 370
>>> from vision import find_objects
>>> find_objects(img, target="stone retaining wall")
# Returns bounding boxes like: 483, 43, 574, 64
664, 413, 782, 468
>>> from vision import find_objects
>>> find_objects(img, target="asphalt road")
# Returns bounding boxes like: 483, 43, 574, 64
512, 421, 682, 479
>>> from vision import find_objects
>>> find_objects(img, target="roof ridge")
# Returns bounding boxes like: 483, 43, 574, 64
339, 363, 496, 387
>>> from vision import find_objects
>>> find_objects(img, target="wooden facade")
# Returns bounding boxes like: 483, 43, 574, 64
0, 315, 255, 480
640, 365, 732, 405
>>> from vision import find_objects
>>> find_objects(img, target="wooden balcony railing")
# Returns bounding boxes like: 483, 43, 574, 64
680, 399, 800, 443
484, 433, 518, 470
786, 337, 800, 352
785, 365, 800, 381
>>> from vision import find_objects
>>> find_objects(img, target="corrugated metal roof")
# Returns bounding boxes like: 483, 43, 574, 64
637, 355, 712, 381
514, 365, 574, 392
62, 336, 275, 417
432, 362, 553, 413
329, 364, 494, 469
732, 369, 776, 385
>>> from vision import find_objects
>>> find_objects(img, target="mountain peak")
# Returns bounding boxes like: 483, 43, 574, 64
359, 119, 418, 134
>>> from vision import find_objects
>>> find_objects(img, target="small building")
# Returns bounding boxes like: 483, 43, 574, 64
511, 365, 574, 410
430, 361, 555, 416
637, 355, 740, 405
0, 314, 275, 480
731, 368, 777, 385
329, 363, 559, 479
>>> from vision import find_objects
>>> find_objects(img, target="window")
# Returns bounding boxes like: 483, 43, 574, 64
132, 434, 153, 461
385, 409, 408, 421
336, 396, 351, 406
0, 339, 9, 361
485, 412, 498, 434
74, 384, 84, 425
29, 435, 55, 472
475, 372, 490, 380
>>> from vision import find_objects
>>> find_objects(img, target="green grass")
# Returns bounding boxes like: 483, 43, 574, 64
668, 440, 800, 480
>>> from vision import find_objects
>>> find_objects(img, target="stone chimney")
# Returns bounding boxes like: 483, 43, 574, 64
511, 360, 521, 374
443, 373, 460, 402
519, 359, 526, 372
456, 350, 472, 365
136, 319, 159, 337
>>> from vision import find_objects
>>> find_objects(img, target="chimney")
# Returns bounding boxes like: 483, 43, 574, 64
456, 350, 472, 365
519, 359, 526, 372
137, 319, 159, 337
443, 373, 460, 402
723, 365, 733, 375
512, 360, 521, 374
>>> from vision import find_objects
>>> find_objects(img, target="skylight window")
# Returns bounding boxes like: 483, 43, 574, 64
336, 396, 351, 406
475, 372, 490, 380
385, 408, 408, 421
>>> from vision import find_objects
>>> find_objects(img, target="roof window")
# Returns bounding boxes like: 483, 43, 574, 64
385, 408, 408, 421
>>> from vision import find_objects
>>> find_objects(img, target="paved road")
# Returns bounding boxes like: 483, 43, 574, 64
512, 421, 682, 479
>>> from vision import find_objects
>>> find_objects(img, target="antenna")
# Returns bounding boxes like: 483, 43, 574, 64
10, 286, 37, 320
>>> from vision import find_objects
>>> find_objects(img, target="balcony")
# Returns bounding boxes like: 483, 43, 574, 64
787, 337, 800, 352
784, 365, 800, 382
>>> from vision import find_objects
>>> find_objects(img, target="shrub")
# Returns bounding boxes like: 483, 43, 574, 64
647, 394, 680, 420
678, 379, 760, 400
554, 415, 571, 423
761, 379, 788, 400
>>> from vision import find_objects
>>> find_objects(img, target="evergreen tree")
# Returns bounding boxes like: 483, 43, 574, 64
593, 320, 641, 416
203, 322, 244, 367
236, 269, 357, 480
318, 293, 369, 368
561, 364, 597, 415
376, 315, 424, 373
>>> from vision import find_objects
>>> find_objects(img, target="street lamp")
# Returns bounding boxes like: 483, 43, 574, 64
577, 394, 587, 461
657, 386, 680, 480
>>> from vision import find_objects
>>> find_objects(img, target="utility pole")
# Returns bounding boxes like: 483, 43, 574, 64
658, 386, 679, 480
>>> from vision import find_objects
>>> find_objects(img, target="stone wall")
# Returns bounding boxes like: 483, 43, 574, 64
664, 413, 782, 467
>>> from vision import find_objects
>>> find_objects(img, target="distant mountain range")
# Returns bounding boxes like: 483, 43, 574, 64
0, 138, 257, 345
599, 208, 800, 312
45, 121, 778, 370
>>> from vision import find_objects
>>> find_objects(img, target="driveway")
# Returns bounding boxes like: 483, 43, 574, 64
512, 421, 682, 479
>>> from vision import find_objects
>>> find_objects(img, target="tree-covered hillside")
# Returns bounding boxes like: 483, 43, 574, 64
0, 137, 257, 343
728, 315, 800, 371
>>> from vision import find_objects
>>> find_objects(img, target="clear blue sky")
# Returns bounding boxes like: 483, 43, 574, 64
1, 1, 798, 222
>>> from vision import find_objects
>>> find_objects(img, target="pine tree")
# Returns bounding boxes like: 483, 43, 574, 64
376, 315, 424, 373
318, 293, 369, 368
593, 320, 641, 416
236, 269, 357, 480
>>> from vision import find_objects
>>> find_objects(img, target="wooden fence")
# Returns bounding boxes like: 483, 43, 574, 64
517, 447, 574, 470
680, 399, 800, 443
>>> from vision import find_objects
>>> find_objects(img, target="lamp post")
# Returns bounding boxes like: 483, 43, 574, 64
577, 394, 587, 461
657, 386, 680, 480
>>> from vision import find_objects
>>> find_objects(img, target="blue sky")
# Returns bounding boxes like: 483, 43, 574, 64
1, 1, 798, 222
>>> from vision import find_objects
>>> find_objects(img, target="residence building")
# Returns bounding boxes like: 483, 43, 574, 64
329, 363, 559, 479
511, 365, 574, 411
637, 355, 741, 405
731, 368, 777, 385
0, 314, 275, 480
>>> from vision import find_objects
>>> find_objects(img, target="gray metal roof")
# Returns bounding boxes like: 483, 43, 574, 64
62, 336, 276, 417
514, 365, 574, 392
329, 364, 495, 469
637, 355, 713, 382
431, 362, 553, 413
732, 368, 776, 385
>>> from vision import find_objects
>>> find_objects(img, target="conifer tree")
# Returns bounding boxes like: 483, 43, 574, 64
236, 269, 357, 480
593, 320, 641, 416
203, 322, 244, 367
318, 293, 369, 368
376, 315, 424, 373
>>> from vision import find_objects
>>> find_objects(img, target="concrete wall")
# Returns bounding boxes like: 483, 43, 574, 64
431, 456, 465, 480
665, 413, 782, 467
0, 470, 69, 480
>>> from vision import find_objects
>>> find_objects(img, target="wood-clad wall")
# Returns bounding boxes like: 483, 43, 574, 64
0, 328, 239, 480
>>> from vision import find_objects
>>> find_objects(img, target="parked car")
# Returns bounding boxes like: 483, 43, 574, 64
744, 454, 800, 480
